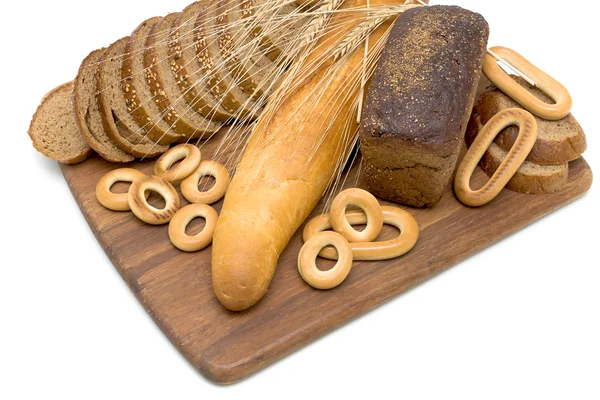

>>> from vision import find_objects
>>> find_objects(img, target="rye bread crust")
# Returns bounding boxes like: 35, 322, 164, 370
475, 76, 587, 165
97, 37, 168, 158
73, 48, 134, 163
145, 13, 223, 140
169, 4, 232, 122
123, 17, 181, 145
360, 5, 490, 207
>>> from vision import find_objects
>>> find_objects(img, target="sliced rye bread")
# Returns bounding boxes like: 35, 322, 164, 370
465, 110, 569, 195
166, 7, 232, 122
182, 1, 261, 119
145, 13, 223, 140
73, 48, 134, 163
29, 81, 93, 164
97, 37, 169, 158
123, 17, 181, 145
216, 0, 276, 101
476, 75, 587, 164
251, 0, 308, 63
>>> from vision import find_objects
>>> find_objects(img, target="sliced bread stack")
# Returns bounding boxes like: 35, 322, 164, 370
30, 0, 308, 163
466, 76, 587, 194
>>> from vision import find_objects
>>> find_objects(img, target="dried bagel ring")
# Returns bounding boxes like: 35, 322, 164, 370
96, 168, 147, 211
298, 231, 353, 290
154, 144, 201, 182
303, 206, 419, 261
128, 175, 180, 225
168, 204, 218, 252
483, 46, 572, 120
454, 108, 537, 207
181, 160, 230, 204
330, 188, 383, 243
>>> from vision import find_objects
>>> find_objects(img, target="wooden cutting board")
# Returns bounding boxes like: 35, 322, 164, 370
60, 134, 592, 383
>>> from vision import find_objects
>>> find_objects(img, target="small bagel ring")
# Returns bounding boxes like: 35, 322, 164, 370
303, 206, 420, 261
128, 175, 181, 225
154, 144, 201, 182
168, 204, 218, 252
298, 231, 353, 290
181, 160, 230, 204
96, 168, 147, 211
454, 108, 537, 207
330, 188, 383, 243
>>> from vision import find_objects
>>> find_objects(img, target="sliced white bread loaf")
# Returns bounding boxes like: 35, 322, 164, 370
466, 112, 569, 195
476, 76, 587, 165
29, 81, 93, 164
73, 48, 134, 163
144, 13, 223, 140
123, 17, 181, 145
97, 37, 168, 158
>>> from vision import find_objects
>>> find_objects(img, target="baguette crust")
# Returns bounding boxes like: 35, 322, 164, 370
212, 0, 407, 311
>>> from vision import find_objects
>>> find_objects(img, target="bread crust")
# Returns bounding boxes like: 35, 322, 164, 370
72, 48, 134, 163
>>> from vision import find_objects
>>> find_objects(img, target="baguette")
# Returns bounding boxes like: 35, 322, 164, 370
212, 0, 417, 311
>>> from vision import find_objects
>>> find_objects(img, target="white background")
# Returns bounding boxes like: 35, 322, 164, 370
1, 0, 598, 399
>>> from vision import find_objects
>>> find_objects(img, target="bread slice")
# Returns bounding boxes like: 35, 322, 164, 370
29, 81, 93, 164
73, 48, 134, 163
145, 13, 223, 140
466, 111, 569, 195
476, 75, 587, 164
217, 0, 276, 101
123, 17, 181, 145
97, 37, 168, 158
194, 3, 262, 120
167, 5, 232, 122
251, 0, 308, 63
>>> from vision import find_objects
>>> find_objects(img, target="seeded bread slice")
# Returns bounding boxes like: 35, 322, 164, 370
476, 75, 587, 165
195, 4, 263, 120
29, 82, 93, 164
123, 17, 181, 145
145, 13, 223, 140
166, 6, 232, 122
73, 48, 134, 163
217, 0, 276, 101
466, 111, 569, 195
97, 37, 168, 158
251, 0, 308, 63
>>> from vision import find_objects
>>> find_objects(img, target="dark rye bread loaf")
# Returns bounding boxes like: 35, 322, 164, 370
167, 5, 232, 122
218, 0, 276, 101
97, 38, 168, 158
29, 82, 93, 164
145, 13, 222, 140
465, 112, 569, 194
194, 2, 262, 119
360, 6, 489, 207
73, 48, 134, 163
123, 17, 181, 145
475, 76, 587, 165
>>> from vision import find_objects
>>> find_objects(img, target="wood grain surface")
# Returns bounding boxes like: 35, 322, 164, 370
60, 133, 592, 383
